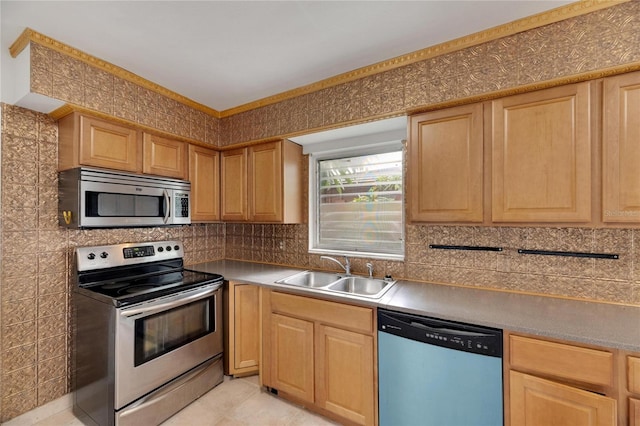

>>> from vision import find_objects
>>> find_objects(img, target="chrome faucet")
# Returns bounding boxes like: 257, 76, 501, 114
366, 263, 373, 278
320, 256, 351, 276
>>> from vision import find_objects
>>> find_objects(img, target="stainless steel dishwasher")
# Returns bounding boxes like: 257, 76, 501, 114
378, 309, 503, 426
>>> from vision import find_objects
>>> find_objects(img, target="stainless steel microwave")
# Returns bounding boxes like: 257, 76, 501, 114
59, 167, 191, 228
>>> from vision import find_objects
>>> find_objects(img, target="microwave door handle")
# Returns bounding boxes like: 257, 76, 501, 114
163, 189, 171, 223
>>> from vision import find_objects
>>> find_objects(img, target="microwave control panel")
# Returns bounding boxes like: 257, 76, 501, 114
175, 192, 190, 218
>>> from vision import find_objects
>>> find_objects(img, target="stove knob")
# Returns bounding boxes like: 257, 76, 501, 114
100, 252, 109, 259
166, 246, 172, 251
174, 245, 180, 251
157, 246, 164, 252
87, 253, 96, 260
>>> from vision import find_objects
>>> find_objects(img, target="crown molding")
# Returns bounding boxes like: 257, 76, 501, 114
10, 28, 222, 119
219, 0, 629, 118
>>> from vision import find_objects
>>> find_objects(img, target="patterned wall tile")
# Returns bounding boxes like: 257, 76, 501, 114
31, 65, 53, 97
37, 334, 66, 362
1, 389, 37, 422
2, 298, 36, 326
52, 74, 84, 105
1, 276, 37, 301
2, 344, 36, 373
1, 365, 36, 399
37, 376, 67, 406
2, 321, 36, 351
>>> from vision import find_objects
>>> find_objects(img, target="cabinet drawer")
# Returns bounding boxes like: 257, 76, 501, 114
270, 292, 373, 334
630, 356, 640, 394
510, 335, 613, 387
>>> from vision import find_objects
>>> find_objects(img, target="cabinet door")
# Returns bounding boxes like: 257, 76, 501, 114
143, 133, 187, 179
630, 356, 640, 394
409, 103, 484, 222
510, 371, 616, 426
188, 145, 220, 222
631, 398, 640, 426
221, 148, 248, 221
316, 325, 374, 425
79, 114, 140, 172
603, 72, 640, 223
492, 82, 592, 222
249, 141, 283, 222
233, 284, 260, 371
269, 313, 314, 403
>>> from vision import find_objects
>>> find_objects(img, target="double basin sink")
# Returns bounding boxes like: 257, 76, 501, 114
275, 270, 396, 299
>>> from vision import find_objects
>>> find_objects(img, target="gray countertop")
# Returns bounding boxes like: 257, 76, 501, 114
190, 259, 640, 351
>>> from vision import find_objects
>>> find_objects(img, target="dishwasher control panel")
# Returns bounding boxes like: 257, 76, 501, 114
378, 309, 502, 357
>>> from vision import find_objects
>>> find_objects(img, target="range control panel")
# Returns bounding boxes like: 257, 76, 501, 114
378, 309, 502, 357
76, 240, 183, 271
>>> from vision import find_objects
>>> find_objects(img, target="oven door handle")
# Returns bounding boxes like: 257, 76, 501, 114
120, 287, 218, 318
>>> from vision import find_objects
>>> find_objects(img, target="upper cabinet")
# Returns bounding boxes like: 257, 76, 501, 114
58, 112, 191, 180
221, 147, 248, 221
143, 133, 187, 179
492, 82, 593, 223
221, 140, 303, 223
59, 112, 141, 172
409, 103, 484, 222
603, 71, 640, 224
189, 144, 220, 222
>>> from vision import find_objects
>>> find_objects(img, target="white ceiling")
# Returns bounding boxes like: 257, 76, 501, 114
1, 1, 573, 112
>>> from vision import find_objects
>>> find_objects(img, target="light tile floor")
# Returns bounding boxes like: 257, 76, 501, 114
3, 376, 339, 426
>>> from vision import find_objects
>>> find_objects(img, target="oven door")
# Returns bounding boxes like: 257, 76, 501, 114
114, 284, 223, 410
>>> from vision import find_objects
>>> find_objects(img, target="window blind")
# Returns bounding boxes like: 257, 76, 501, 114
316, 151, 404, 256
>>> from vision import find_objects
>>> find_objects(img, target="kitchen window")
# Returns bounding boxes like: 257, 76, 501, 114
309, 145, 405, 260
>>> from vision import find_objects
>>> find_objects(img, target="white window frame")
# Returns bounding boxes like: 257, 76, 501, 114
308, 141, 405, 261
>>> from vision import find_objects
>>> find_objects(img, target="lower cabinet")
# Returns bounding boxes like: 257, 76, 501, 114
262, 290, 375, 426
630, 356, 640, 426
270, 313, 315, 401
224, 282, 260, 377
506, 333, 617, 426
316, 324, 374, 425
510, 371, 616, 426
632, 399, 640, 426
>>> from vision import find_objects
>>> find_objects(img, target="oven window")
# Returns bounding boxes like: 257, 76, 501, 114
134, 298, 214, 366
86, 191, 165, 217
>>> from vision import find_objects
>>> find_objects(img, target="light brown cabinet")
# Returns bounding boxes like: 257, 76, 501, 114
631, 398, 640, 426
316, 324, 374, 425
506, 333, 617, 426
603, 71, 640, 224
269, 312, 315, 402
510, 371, 616, 426
629, 356, 640, 426
262, 291, 375, 425
189, 145, 220, 222
221, 148, 248, 221
492, 82, 593, 223
221, 140, 303, 223
143, 133, 187, 179
58, 112, 141, 172
223, 282, 260, 377
409, 103, 484, 222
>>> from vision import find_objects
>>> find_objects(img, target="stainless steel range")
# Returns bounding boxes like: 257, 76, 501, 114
72, 240, 224, 426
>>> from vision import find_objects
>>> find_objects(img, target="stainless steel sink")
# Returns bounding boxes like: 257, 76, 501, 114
275, 270, 396, 298
327, 276, 395, 298
275, 270, 342, 288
